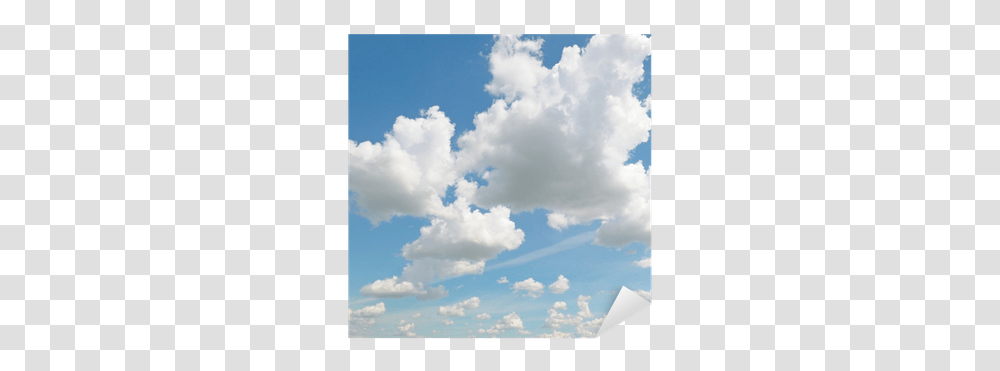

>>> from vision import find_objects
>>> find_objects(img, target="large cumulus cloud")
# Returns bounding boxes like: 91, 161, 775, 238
348, 106, 457, 224
350, 35, 652, 303
455, 34, 652, 248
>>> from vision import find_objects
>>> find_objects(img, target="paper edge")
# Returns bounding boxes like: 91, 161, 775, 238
595, 286, 651, 337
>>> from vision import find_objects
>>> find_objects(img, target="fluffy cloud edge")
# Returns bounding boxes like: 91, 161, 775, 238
438, 297, 482, 317
632, 257, 651, 268
359, 276, 449, 300
548, 275, 570, 294
512, 278, 545, 298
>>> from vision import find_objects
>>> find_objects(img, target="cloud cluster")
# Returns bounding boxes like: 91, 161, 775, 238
476, 312, 492, 320
538, 330, 573, 338
548, 275, 570, 294
351, 109, 526, 296
454, 34, 653, 248
478, 312, 527, 336
438, 297, 481, 317
400, 197, 525, 283
632, 257, 651, 268
349, 107, 457, 224
395, 320, 417, 337
512, 278, 545, 298
541, 295, 606, 337
497, 276, 508, 284
359, 276, 449, 300
348, 302, 386, 336
350, 35, 652, 303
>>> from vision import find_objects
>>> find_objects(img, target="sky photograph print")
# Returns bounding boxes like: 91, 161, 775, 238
348, 34, 652, 338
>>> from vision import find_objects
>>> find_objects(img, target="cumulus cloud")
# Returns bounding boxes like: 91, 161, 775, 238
438, 297, 481, 317
351, 35, 653, 305
359, 276, 449, 300
348, 106, 458, 224
497, 276, 508, 284
396, 320, 417, 337
453, 34, 652, 248
350, 108, 526, 292
476, 312, 492, 320
576, 316, 605, 337
512, 278, 545, 298
538, 330, 573, 338
350, 302, 386, 318
542, 295, 604, 337
442, 319, 454, 325
478, 312, 526, 336
399, 197, 525, 283
546, 213, 580, 231
632, 257, 651, 268
348, 302, 386, 336
412, 313, 423, 319
548, 275, 570, 294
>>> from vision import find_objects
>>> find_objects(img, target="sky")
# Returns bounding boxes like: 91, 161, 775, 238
348, 34, 652, 338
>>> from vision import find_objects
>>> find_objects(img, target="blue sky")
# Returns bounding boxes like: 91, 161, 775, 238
348, 35, 651, 338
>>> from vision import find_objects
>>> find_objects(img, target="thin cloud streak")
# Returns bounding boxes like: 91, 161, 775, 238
483, 230, 596, 273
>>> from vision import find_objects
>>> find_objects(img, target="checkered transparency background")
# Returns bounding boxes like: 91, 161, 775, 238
1, 0, 999, 370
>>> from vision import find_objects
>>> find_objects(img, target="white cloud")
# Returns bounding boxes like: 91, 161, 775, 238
548, 275, 570, 294
438, 297, 481, 317
632, 257, 651, 268
396, 320, 417, 337
412, 313, 423, 319
442, 319, 454, 325
576, 295, 593, 318
351, 35, 653, 304
455, 35, 653, 248
546, 212, 580, 231
349, 108, 526, 288
483, 36, 547, 102
348, 106, 458, 224
576, 315, 605, 337
360, 277, 423, 298
350, 302, 386, 318
348, 302, 386, 336
543, 295, 601, 337
538, 330, 573, 338
512, 278, 545, 298
478, 312, 526, 337
635, 289, 652, 301
497, 276, 508, 284
399, 197, 525, 283
359, 276, 449, 300
593, 186, 651, 248
476, 312, 492, 320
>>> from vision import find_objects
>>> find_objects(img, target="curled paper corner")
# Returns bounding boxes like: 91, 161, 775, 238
595, 286, 651, 337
